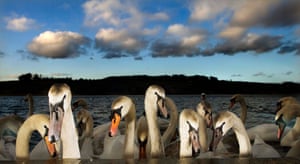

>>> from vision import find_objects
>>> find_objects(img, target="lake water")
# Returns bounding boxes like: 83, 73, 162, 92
1, 94, 300, 162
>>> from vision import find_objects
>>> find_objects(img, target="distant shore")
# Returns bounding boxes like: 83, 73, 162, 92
0, 75, 299, 96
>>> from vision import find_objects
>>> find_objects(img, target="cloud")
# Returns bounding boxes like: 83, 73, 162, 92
149, 24, 206, 57
278, 42, 300, 55
95, 28, 147, 58
6, 15, 37, 32
17, 49, 38, 61
253, 72, 273, 78
0, 51, 4, 57
27, 31, 91, 58
201, 34, 283, 56
220, 0, 300, 39
189, 0, 242, 22
284, 71, 293, 75
82, 0, 168, 29
231, 74, 242, 77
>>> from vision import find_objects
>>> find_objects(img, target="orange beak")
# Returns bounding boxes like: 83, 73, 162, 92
109, 113, 121, 137
44, 136, 57, 157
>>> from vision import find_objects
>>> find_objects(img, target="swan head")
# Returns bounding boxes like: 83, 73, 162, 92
76, 109, 90, 137
109, 96, 135, 137
179, 109, 201, 157
275, 97, 300, 140
48, 83, 72, 143
210, 111, 233, 151
145, 85, 168, 118
276, 97, 298, 113
229, 94, 243, 109
72, 99, 88, 110
196, 102, 213, 128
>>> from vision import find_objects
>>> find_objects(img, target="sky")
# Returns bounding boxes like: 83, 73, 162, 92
0, 0, 300, 83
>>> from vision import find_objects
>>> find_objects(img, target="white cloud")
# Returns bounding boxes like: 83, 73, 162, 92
166, 24, 205, 47
189, 0, 243, 21
82, 0, 168, 29
95, 28, 146, 57
6, 16, 36, 32
28, 31, 90, 58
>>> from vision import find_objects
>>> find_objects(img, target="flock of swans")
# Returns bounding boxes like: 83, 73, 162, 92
0, 83, 300, 161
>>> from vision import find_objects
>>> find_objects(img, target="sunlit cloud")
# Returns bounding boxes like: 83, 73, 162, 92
95, 28, 147, 58
82, 0, 168, 29
5, 15, 37, 32
27, 31, 91, 58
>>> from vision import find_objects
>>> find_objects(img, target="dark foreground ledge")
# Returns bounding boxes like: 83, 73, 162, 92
8, 157, 300, 164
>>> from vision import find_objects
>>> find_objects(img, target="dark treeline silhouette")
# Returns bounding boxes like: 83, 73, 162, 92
0, 73, 299, 95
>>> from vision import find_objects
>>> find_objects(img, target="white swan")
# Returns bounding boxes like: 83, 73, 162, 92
179, 109, 205, 158
275, 97, 300, 147
211, 111, 280, 158
100, 96, 137, 159
47, 83, 80, 159
144, 85, 168, 158
15, 114, 56, 160
230, 94, 290, 142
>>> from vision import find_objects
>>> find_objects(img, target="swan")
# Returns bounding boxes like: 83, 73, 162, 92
72, 99, 94, 148
100, 96, 136, 159
211, 111, 252, 157
16, 114, 56, 160
136, 114, 148, 159
15, 114, 56, 160
196, 101, 212, 129
275, 97, 300, 147
230, 94, 290, 142
144, 85, 168, 158
24, 93, 34, 118
211, 111, 280, 158
179, 109, 206, 158
0, 93, 35, 160
75, 108, 94, 159
47, 83, 80, 159
162, 96, 178, 147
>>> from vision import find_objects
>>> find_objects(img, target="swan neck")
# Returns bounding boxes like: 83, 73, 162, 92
239, 100, 247, 124
124, 106, 136, 158
145, 96, 164, 157
162, 97, 178, 146
232, 120, 252, 156
61, 107, 80, 159
16, 114, 49, 159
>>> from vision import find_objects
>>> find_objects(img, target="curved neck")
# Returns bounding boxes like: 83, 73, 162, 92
239, 99, 247, 125
232, 117, 252, 156
16, 114, 49, 159
162, 97, 178, 146
145, 96, 164, 158
27, 96, 34, 118
123, 105, 136, 158
61, 108, 80, 159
